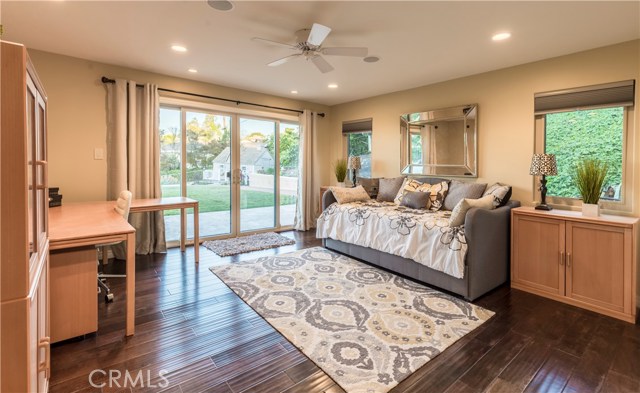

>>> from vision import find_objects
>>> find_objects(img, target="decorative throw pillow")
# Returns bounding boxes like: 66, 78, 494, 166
395, 179, 449, 211
449, 194, 495, 227
330, 185, 371, 204
400, 191, 431, 210
483, 183, 512, 207
394, 178, 424, 204
444, 180, 488, 211
377, 176, 405, 202
357, 177, 380, 197
424, 181, 449, 211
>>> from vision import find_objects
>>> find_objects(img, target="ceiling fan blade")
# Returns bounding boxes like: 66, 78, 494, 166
268, 54, 301, 67
252, 37, 298, 50
310, 55, 334, 73
322, 47, 368, 57
307, 23, 332, 46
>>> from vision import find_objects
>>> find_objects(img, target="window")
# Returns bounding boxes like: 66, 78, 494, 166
347, 132, 372, 178
343, 119, 372, 178
544, 108, 623, 200
534, 80, 635, 211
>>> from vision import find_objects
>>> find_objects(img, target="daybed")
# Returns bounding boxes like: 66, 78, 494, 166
318, 179, 520, 301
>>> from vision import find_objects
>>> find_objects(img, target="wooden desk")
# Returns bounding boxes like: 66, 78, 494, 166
49, 202, 136, 336
130, 197, 199, 263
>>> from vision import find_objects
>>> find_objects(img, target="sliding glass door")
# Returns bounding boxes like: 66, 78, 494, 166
185, 110, 233, 238
239, 117, 276, 232
279, 122, 300, 227
159, 107, 183, 242
159, 105, 298, 244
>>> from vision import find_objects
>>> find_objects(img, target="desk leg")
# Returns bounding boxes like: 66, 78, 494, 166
194, 204, 199, 263
126, 232, 135, 336
180, 208, 186, 253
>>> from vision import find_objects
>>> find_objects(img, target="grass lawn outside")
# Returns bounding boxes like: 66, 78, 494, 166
161, 184, 296, 216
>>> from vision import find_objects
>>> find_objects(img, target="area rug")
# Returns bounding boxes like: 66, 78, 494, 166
203, 232, 295, 257
209, 247, 494, 393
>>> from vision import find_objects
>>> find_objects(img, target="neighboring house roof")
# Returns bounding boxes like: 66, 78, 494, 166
212, 147, 231, 164
212, 142, 274, 166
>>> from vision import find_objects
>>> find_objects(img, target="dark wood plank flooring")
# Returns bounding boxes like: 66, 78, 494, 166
50, 231, 640, 393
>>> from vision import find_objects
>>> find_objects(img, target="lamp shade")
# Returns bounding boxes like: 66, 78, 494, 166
529, 153, 558, 176
348, 156, 362, 170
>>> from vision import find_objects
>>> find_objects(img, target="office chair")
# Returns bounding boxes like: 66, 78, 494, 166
98, 190, 132, 302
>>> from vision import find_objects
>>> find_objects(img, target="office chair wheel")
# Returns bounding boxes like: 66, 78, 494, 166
105, 293, 114, 303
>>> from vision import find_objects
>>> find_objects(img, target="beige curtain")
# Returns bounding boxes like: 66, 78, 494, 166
294, 110, 318, 230
107, 79, 166, 255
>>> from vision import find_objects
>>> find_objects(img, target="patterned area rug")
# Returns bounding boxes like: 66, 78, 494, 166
203, 232, 295, 257
209, 247, 494, 393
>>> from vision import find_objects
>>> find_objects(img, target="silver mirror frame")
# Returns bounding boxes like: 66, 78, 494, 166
400, 104, 478, 178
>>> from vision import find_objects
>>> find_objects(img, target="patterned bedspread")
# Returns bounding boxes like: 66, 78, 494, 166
316, 201, 468, 278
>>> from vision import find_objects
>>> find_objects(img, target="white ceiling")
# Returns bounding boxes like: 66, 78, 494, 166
2, 1, 639, 106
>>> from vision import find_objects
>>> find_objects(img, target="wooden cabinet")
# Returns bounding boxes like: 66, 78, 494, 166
1, 41, 50, 392
512, 214, 565, 296
512, 207, 637, 323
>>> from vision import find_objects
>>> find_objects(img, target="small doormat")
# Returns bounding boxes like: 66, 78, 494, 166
203, 232, 295, 257
209, 247, 494, 393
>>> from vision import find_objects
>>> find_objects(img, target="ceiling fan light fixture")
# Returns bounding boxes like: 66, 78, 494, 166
254, 22, 368, 74
207, 0, 234, 11
171, 45, 187, 52
363, 56, 380, 63
328, 83, 338, 89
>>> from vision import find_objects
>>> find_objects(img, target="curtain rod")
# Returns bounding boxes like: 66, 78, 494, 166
101, 77, 325, 118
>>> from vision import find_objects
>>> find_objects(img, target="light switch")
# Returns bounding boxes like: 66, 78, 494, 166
94, 148, 104, 160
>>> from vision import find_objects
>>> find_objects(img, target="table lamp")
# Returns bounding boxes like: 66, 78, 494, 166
529, 153, 558, 210
348, 156, 361, 188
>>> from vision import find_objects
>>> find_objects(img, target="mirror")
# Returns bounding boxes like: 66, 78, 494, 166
400, 104, 477, 177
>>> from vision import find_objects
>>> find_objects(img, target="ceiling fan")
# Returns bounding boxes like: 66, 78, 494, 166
252, 23, 368, 74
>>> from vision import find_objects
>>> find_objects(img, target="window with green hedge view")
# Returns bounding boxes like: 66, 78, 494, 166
544, 107, 623, 201
347, 132, 372, 178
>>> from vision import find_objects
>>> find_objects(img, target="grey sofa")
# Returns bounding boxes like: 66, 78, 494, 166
320, 189, 520, 301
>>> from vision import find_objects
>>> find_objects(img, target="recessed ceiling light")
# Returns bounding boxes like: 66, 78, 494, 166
291, 90, 298, 94
188, 68, 198, 73
207, 0, 234, 11
363, 56, 380, 63
171, 45, 188, 52
492, 32, 511, 41
328, 83, 338, 89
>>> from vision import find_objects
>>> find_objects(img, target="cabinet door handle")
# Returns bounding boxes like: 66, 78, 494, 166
567, 252, 572, 268
559, 251, 565, 265
38, 337, 51, 379
35, 160, 48, 189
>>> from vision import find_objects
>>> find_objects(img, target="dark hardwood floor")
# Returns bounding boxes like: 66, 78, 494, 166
50, 231, 640, 393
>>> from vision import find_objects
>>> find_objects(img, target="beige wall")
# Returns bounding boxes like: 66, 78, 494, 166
328, 40, 640, 214
32, 40, 638, 207
28, 49, 331, 202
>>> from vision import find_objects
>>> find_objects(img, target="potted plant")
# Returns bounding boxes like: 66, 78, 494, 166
573, 158, 609, 217
333, 158, 348, 187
